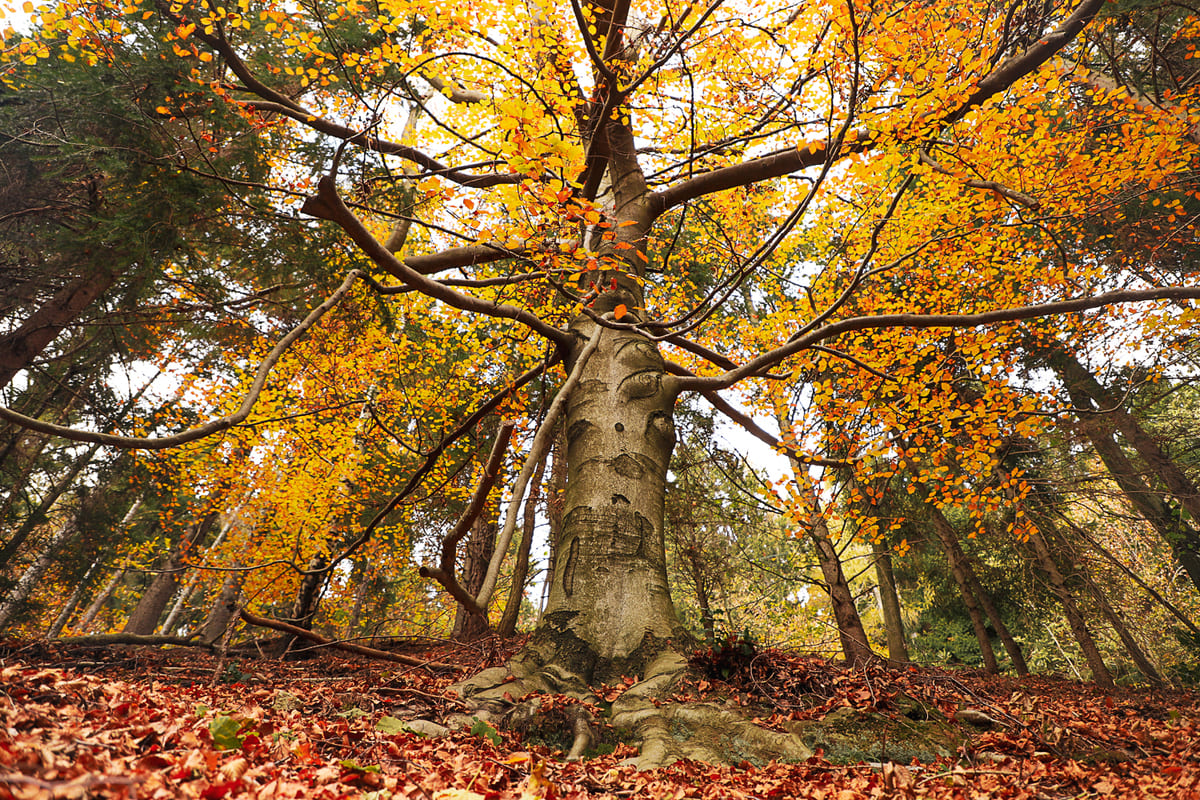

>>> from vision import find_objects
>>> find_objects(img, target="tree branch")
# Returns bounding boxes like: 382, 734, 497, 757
679, 286, 1200, 391
238, 608, 455, 669
304, 176, 573, 349
0, 270, 364, 449
419, 421, 516, 617
657, 0, 1106, 210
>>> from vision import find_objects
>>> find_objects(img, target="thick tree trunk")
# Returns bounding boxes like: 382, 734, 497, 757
1026, 526, 1114, 687
529, 321, 685, 682
201, 567, 244, 644
871, 540, 909, 662
0, 263, 118, 390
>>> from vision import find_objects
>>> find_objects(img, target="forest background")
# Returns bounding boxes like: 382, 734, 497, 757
2, 0, 1200, 725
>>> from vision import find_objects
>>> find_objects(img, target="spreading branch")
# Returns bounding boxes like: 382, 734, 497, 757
657, 0, 1106, 210
419, 421, 516, 617
678, 286, 1200, 391
304, 176, 573, 350
0, 270, 365, 450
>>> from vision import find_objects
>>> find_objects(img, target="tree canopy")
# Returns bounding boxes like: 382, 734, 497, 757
3, 0, 1200, 767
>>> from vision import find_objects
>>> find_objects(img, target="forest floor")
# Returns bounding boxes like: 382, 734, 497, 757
1, 637, 1198, 799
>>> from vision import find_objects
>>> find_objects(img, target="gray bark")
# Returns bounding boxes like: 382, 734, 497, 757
47, 554, 102, 638
871, 540, 909, 662
498, 450, 547, 637
79, 565, 126, 632
0, 515, 77, 630
1049, 345, 1200, 586
1026, 526, 1114, 687
201, 567, 244, 644
929, 507, 999, 673
533, 320, 685, 681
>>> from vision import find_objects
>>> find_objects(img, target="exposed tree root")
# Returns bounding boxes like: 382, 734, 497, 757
450, 647, 820, 769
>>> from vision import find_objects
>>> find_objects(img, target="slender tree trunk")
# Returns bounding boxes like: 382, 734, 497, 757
0, 262, 119, 390
345, 560, 372, 638
928, 507, 999, 672
452, 517, 497, 642
0, 440, 102, 569
498, 450, 548, 637
809, 510, 877, 665
1049, 344, 1200, 584
276, 554, 328, 657
776, 410, 876, 665
79, 565, 126, 632
0, 515, 77, 631
1062, 515, 1200, 638
1075, 417, 1200, 591
47, 553, 102, 638
1031, 508, 1166, 685
162, 519, 231, 634
1087, 573, 1165, 686
538, 425, 567, 620
123, 510, 218, 635
871, 540, 909, 662
1026, 526, 1114, 687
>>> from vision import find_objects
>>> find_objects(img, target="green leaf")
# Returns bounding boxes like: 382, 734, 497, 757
209, 715, 248, 750
374, 716, 409, 734
470, 718, 501, 745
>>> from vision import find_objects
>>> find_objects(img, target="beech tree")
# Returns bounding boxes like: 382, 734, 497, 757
5, 0, 1200, 764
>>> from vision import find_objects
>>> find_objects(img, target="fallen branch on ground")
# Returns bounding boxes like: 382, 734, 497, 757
237, 608, 457, 671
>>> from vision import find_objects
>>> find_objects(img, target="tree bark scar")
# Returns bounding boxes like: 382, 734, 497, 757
563, 536, 579, 597
612, 452, 645, 478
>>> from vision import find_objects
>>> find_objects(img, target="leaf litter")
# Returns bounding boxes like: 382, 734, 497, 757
1, 640, 1197, 799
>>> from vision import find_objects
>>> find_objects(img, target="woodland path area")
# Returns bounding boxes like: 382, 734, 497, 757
1, 640, 1197, 800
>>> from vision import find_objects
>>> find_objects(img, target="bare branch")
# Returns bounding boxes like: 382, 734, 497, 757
658, 0, 1106, 210
0, 270, 365, 450
238, 608, 455, 670
679, 286, 1200, 391
419, 421, 516, 617
304, 176, 573, 349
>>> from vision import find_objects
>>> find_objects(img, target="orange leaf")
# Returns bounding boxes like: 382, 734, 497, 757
613, 304, 627, 320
